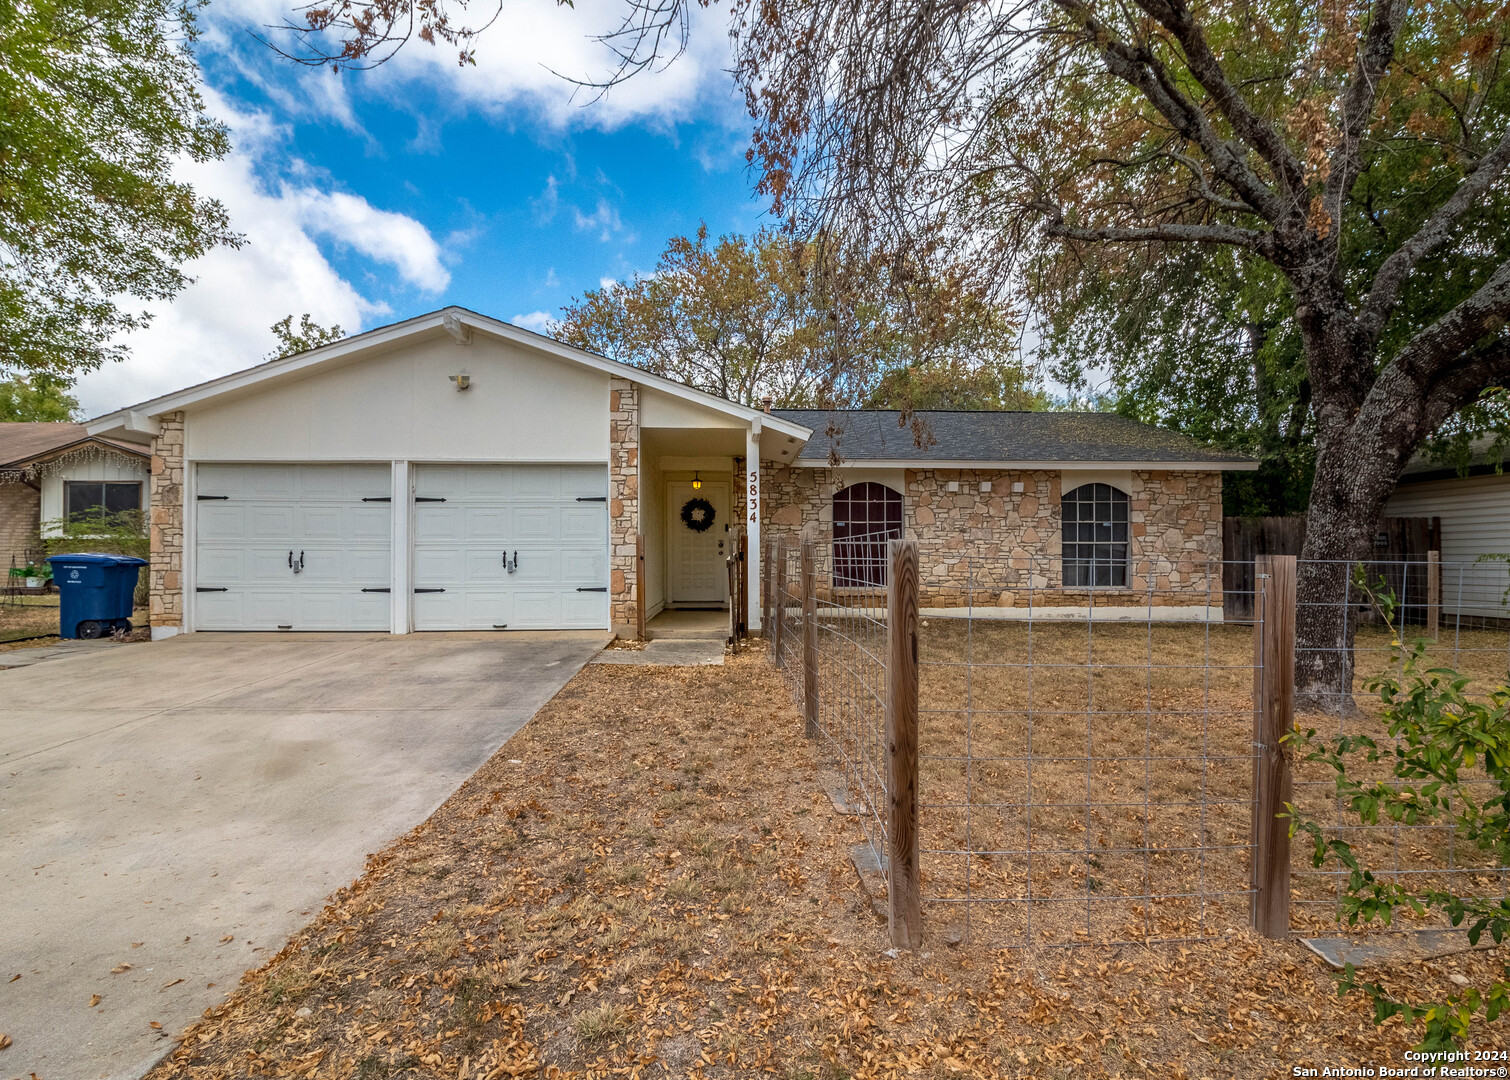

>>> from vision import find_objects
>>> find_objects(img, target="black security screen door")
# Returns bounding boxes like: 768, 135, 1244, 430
65, 481, 142, 522
1062, 483, 1130, 587
833, 482, 903, 588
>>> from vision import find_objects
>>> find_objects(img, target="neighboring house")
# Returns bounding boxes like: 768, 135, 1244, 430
84, 307, 1256, 640
0, 423, 151, 572
1385, 446, 1510, 620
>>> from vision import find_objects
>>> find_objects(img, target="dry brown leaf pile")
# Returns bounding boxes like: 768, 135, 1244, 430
147, 651, 1508, 1079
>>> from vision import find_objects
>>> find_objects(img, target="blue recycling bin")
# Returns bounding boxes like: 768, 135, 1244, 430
45, 553, 148, 639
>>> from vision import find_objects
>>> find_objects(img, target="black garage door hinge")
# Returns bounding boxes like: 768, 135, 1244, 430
414, 496, 447, 503
414, 588, 446, 593
196, 586, 228, 592
576, 586, 608, 592
361, 587, 391, 593
197, 494, 229, 501
362, 496, 392, 502
576, 496, 607, 502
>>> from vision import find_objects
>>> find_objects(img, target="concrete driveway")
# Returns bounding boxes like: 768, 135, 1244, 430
0, 631, 606, 1080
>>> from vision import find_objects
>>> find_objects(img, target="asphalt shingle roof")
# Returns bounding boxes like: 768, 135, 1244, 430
770, 410, 1254, 466
0, 423, 147, 469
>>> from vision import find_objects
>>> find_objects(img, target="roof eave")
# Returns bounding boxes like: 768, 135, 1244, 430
85, 307, 815, 444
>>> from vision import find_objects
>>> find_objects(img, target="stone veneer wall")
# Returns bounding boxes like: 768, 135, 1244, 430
608, 379, 640, 633
0, 481, 40, 571
149, 411, 185, 629
759, 463, 1223, 605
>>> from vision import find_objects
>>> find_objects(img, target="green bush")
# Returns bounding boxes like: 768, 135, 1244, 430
39, 511, 150, 607
1286, 572, 1510, 1052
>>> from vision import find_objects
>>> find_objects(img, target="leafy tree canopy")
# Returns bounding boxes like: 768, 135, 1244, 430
0, 374, 81, 422
265, 314, 347, 360
1, 0, 237, 377
554, 226, 1036, 412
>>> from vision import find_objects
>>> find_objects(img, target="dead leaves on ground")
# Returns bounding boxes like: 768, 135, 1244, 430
145, 654, 1506, 1080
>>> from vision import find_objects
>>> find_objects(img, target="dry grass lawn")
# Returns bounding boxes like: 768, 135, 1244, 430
147, 648, 1509, 1080
0, 592, 62, 642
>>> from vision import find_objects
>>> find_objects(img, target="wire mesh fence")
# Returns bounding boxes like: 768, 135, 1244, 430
1288, 557, 1510, 935
763, 538, 1510, 948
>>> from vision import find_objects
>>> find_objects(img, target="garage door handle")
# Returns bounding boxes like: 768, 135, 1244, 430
415, 497, 447, 503
414, 588, 445, 593
361, 587, 391, 593
362, 497, 392, 502
576, 496, 607, 502
197, 494, 229, 501
196, 587, 228, 592
576, 587, 608, 592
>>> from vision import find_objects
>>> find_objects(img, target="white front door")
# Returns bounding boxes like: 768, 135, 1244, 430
667, 481, 729, 606
194, 464, 392, 630
411, 464, 609, 630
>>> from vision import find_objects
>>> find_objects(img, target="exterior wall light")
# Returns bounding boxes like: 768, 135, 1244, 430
691, 472, 702, 490
449, 373, 471, 391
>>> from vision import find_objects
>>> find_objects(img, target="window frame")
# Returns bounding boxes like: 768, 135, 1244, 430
1060, 482, 1131, 589
832, 481, 904, 590
64, 480, 144, 524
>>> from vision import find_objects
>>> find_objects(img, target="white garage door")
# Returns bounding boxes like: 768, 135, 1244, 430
195, 464, 392, 631
412, 464, 609, 630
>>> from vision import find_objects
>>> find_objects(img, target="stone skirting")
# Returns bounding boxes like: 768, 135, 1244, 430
759, 464, 1223, 606
608, 379, 640, 634
149, 412, 185, 630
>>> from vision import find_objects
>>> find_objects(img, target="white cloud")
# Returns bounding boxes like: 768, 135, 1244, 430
210, 0, 741, 133
73, 93, 445, 417
532, 175, 560, 224
572, 197, 625, 242
510, 311, 555, 334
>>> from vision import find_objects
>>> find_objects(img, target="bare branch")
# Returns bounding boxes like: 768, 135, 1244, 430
1038, 213, 1269, 250
1359, 129, 1510, 347
1322, 0, 1409, 233
1131, 0, 1308, 204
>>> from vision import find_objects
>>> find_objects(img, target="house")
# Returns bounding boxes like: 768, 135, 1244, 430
1385, 445, 1510, 621
83, 307, 1256, 640
0, 423, 151, 573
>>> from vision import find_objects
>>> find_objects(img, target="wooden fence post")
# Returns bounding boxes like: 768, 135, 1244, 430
635, 535, 646, 641
801, 540, 819, 739
886, 539, 922, 950
1251, 553, 1296, 939
1427, 549, 1440, 640
773, 537, 787, 668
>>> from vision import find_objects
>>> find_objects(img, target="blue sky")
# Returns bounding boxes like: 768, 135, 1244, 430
73, 0, 768, 416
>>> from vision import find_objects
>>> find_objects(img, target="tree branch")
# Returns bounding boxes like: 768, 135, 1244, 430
1322, 0, 1409, 229
1421, 338, 1510, 435
1132, 0, 1309, 203
1359, 129, 1510, 347
1389, 258, 1510, 386
1054, 0, 1288, 223
1038, 211, 1269, 250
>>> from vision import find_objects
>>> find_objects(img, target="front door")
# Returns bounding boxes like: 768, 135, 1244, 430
667, 480, 729, 606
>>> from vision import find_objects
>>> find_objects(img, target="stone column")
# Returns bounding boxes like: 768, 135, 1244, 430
149, 411, 185, 638
608, 378, 640, 636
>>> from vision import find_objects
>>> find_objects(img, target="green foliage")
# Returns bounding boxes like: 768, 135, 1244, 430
40, 511, 149, 603
555, 225, 1032, 410
1286, 573, 1510, 1052
0, 0, 237, 378
265, 314, 346, 361
0, 373, 80, 421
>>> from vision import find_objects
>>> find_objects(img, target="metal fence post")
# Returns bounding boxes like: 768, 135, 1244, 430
1427, 549, 1440, 640
886, 539, 922, 950
1252, 553, 1295, 938
801, 539, 819, 739
773, 537, 787, 668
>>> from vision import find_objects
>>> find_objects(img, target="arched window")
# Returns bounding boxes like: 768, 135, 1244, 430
1062, 483, 1130, 587
833, 482, 903, 588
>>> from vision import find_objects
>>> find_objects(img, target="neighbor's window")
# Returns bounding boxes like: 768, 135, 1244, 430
1061, 483, 1129, 587
65, 481, 142, 522
833, 481, 903, 589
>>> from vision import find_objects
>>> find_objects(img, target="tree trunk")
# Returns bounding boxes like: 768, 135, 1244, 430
1294, 431, 1406, 713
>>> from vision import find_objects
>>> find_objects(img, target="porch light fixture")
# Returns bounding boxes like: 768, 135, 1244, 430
691, 472, 702, 490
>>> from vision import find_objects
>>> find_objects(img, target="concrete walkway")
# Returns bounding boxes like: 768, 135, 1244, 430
0, 630, 606, 1080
